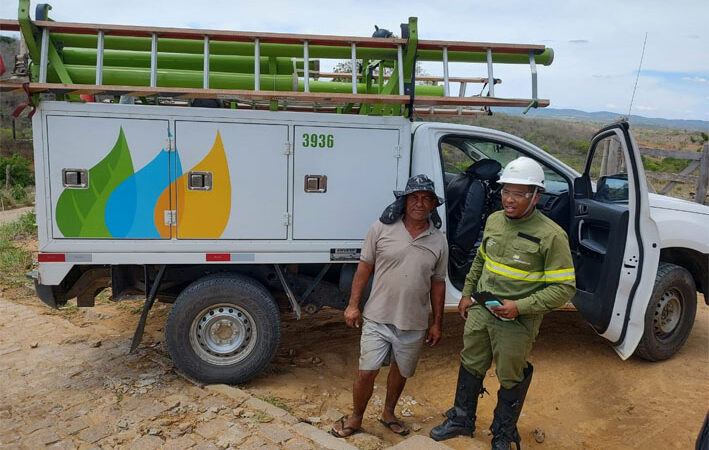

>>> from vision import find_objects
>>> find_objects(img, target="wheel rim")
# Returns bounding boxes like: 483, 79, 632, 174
653, 288, 683, 339
189, 303, 257, 366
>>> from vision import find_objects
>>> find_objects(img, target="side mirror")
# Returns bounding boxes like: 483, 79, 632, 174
573, 175, 592, 199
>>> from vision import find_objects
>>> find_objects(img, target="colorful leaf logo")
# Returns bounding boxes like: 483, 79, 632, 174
55, 127, 134, 237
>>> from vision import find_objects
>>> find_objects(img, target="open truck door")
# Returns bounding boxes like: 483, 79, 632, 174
571, 121, 660, 359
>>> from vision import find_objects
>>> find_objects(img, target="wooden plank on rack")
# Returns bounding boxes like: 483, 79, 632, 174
0, 19, 20, 31
0, 82, 549, 108
2, 18, 550, 56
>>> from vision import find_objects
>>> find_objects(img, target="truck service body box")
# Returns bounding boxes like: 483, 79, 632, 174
33, 102, 412, 283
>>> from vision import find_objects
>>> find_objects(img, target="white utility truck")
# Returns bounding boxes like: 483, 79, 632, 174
2, 2, 707, 384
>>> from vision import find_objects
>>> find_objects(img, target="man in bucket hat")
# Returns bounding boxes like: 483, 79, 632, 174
331, 174, 448, 438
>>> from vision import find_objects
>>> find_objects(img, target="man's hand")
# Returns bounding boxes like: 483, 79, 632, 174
425, 323, 442, 347
458, 296, 473, 320
491, 299, 519, 320
344, 304, 362, 328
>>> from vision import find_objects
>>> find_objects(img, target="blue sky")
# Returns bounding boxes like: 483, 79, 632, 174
1, 0, 707, 121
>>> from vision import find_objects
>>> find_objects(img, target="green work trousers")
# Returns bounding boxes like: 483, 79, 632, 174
461, 305, 542, 389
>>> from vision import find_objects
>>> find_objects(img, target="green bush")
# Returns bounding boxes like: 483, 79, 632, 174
0, 212, 36, 286
0, 154, 33, 187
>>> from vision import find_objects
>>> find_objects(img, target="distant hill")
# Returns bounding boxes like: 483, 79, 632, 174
502, 107, 709, 132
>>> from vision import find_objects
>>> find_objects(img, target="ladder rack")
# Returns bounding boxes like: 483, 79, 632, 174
0, 1, 553, 116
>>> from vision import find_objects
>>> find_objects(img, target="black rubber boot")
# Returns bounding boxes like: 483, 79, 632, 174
490, 363, 534, 450
430, 365, 485, 441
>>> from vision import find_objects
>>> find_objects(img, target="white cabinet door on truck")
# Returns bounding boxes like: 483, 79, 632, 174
571, 122, 660, 359
174, 121, 289, 239
47, 115, 172, 239
293, 126, 403, 240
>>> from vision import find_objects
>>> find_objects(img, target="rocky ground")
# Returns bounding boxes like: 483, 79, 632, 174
0, 288, 707, 449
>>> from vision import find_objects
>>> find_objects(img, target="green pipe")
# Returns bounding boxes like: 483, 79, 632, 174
62, 48, 316, 74
417, 48, 553, 66
53, 34, 396, 60
53, 33, 552, 65
55, 65, 444, 95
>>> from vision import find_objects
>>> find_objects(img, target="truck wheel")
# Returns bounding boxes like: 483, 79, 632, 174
166, 274, 281, 384
635, 263, 696, 361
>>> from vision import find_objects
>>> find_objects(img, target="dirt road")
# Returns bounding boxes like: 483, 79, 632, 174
1, 286, 706, 449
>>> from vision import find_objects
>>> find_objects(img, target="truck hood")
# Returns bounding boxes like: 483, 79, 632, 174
649, 193, 709, 215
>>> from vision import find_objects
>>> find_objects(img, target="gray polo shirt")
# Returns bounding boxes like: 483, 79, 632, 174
360, 218, 448, 330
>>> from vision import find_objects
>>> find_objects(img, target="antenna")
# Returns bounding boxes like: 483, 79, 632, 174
627, 32, 648, 119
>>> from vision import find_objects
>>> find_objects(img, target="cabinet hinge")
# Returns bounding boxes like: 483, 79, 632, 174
393, 145, 402, 159
166, 136, 176, 152
164, 210, 177, 226
283, 141, 292, 155
282, 212, 292, 226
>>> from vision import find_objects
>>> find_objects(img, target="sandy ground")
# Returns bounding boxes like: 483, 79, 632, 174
2, 283, 706, 449
252, 300, 709, 449
1, 206, 707, 448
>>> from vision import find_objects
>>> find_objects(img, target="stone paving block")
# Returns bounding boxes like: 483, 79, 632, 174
164, 435, 196, 450
127, 435, 164, 450
239, 436, 279, 450
48, 439, 77, 450
204, 384, 251, 406
135, 401, 169, 420
282, 438, 317, 450
192, 442, 220, 450
65, 417, 90, 435
194, 418, 231, 439
24, 427, 61, 447
244, 397, 298, 424
77, 423, 112, 443
291, 422, 358, 450
215, 424, 249, 447
259, 423, 295, 444
387, 434, 457, 449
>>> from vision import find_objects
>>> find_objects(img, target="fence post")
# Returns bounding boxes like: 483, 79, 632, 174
5, 164, 10, 190
696, 143, 709, 205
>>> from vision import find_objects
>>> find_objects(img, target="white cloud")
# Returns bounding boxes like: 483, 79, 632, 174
682, 76, 708, 83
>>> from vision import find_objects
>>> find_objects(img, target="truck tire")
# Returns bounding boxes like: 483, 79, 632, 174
165, 274, 281, 384
635, 262, 696, 361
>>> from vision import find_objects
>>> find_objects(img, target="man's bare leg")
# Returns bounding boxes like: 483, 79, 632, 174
381, 362, 409, 434
332, 369, 379, 437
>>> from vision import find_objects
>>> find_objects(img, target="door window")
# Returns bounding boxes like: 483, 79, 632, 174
587, 135, 629, 204
439, 136, 568, 194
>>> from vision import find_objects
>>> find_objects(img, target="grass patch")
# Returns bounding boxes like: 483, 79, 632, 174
116, 300, 145, 314
262, 395, 292, 413
253, 411, 273, 423
59, 304, 79, 316
0, 211, 36, 286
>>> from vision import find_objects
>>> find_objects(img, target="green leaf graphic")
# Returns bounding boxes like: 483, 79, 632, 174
56, 127, 134, 237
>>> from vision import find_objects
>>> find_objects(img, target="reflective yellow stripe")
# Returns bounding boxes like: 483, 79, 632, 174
479, 246, 575, 283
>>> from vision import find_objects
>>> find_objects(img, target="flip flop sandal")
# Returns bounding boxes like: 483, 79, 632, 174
330, 417, 359, 438
379, 418, 410, 436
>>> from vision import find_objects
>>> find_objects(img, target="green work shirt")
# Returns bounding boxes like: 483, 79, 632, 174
461, 209, 576, 316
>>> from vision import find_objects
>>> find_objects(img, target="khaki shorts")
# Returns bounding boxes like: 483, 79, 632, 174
359, 318, 427, 378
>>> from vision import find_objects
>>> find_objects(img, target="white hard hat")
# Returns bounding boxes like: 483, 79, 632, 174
499, 156, 545, 189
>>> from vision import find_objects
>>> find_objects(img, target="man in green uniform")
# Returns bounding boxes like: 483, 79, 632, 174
430, 156, 576, 449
